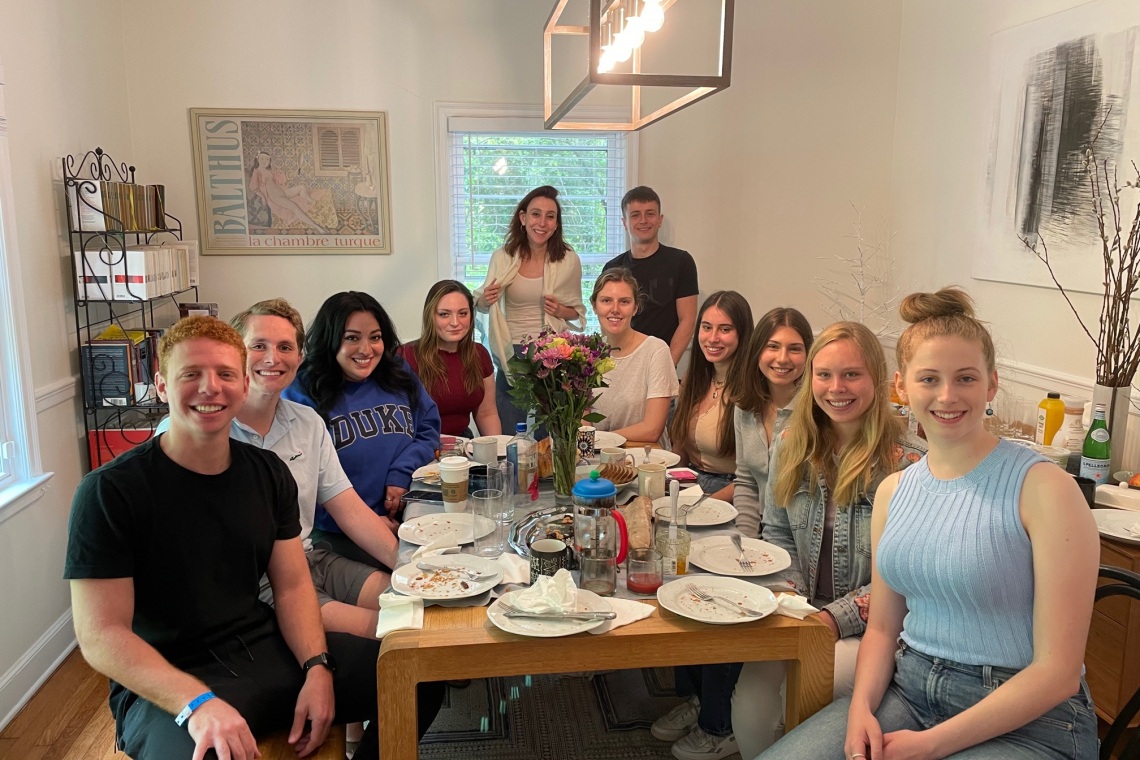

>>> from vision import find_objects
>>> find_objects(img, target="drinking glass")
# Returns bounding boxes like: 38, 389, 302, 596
625, 548, 664, 595
471, 488, 507, 558
579, 555, 617, 596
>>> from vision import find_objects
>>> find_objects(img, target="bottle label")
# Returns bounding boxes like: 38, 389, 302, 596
1035, 413, 1047, 444
1091, 429, 1110, 443
1080, 457, 1111, 483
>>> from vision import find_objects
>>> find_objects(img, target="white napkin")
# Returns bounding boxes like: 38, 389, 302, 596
509, 568, 577, 613
496, 553, 531, 584
589, 597, 655, 634
411, 537, 461, 561
375, 591, 424, 637
773, 594, 819, 620
1128, 523, 1140, 538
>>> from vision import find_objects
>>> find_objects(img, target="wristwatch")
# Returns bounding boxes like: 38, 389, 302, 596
302, 652, 336, 675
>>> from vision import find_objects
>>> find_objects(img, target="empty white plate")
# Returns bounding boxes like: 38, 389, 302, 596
657, 576, 778, 625
687, 535, 792, 577
398, 512, 496, 546
652, 494, 738, 527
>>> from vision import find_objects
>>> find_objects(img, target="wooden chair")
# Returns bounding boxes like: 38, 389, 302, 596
1098, 565, 1140, 760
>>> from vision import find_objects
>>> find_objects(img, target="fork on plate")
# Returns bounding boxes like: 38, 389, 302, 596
685, 582, 764, 617
731, 533, 754, 572
499, 602, 616, 621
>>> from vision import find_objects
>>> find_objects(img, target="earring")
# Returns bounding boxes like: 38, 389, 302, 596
986, 402, 994, 416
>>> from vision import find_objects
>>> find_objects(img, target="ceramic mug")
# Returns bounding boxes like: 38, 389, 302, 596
529, 538, 572, 584
637, 462, 667, 499
599, 447, 634, 466
471, 436, 499, 465
577, 426, 596, 459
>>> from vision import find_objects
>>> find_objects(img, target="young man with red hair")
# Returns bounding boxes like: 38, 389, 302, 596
65, 317, 384, 760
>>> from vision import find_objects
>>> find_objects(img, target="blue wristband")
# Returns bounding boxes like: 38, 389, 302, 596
174, 691, 215, 727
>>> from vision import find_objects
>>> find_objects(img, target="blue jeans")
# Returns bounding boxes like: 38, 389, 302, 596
676, 662, 745, 738
757, 640, 1098, 759
692, 466, 735, 495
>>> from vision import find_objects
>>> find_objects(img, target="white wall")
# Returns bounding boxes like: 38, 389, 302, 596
637, 0, 905, 331
0, 0, 135, 727
121, 0, 552, 339
888, 0, 1140, 462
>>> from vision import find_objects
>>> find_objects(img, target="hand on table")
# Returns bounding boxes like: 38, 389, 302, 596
289, 667, 336, 758
384, 486, 407, 516
188, 698, 260, 760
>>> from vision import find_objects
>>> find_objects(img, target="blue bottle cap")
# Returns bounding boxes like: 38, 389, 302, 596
572, 470, 617, 499
516, 423, 528, 433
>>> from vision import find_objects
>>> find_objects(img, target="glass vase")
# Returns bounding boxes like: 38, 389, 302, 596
551, 425, 579, 506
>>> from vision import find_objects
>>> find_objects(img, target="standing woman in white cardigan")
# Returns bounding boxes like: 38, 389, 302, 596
473, 185, 586, 433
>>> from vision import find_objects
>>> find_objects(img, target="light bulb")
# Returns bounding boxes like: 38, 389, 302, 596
605, 41, 632, 63
598, 50, 616, 73
622, 18, 646, 48
640, 3, 664, 32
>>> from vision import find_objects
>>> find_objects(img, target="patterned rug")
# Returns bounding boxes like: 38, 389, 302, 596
418, 669, 741, 760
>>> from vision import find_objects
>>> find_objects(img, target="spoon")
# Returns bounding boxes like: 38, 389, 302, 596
643, 444, 653, 464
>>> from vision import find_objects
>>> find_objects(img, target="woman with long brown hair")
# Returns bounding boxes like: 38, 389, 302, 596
667, 290, 753, 500
473, 185, 586, 433
730, 307, 814, 538
398, 280, 499, 437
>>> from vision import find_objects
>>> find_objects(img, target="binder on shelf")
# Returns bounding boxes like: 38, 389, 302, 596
81, 339, 136, 408
67, 181, 123, 233
74, 249, 113, 300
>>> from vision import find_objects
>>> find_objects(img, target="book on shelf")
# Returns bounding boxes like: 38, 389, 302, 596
67, 180, 168, 233
178, 302, 219, 319
74, 248, 113, 300
81, 339, 137, 408
88, 427, 156, 467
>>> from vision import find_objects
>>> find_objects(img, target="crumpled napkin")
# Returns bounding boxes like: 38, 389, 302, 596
375, 590, 424, 638
411, 536, 461, 561
509, 568, 577, 613
773, 594, 819, 620
589, 597, 655, 634
496, 552, 531, 584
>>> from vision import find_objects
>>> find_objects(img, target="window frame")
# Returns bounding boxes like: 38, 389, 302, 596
433, 102, 638, 292
0, 57, 51, 518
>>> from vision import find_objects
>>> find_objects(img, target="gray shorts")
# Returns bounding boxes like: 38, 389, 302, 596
258, 548, 377, 608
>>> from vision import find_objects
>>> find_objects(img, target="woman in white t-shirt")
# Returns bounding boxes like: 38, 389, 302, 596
589, 268, 678, 445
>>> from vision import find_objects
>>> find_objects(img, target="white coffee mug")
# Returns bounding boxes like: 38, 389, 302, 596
438, 456, 470, 512
637, 462, 667, 500
471, 436, 499, 465
600, 447, 634, 466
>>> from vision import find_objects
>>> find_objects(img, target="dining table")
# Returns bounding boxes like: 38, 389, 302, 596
375, 444, 835, 759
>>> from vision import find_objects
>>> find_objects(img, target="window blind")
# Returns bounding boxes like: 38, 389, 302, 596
448, 130, 629, 333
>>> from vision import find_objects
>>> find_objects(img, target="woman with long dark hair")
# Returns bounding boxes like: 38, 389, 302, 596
398, 280, 499, 437
667, 291, 753, 500
283, 291, 441, 566
473, 185, 586, 433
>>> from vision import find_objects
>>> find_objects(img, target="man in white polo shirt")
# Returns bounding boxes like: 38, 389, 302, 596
159, 298, 399, 639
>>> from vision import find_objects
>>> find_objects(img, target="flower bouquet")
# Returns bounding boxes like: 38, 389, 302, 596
507, 328, 615, 502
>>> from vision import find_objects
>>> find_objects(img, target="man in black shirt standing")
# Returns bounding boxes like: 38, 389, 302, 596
603, 186, 699, 366
65, 317, 388, 760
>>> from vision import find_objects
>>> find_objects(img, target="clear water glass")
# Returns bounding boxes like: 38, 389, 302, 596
472, 488, 507, 558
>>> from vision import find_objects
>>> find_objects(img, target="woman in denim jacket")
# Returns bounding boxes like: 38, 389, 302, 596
730, 321, 925, 759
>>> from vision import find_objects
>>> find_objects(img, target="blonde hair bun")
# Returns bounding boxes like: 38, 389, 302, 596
898, 287, 976, 325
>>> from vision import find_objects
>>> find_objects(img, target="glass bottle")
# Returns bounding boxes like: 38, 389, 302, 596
1079, 403, 1111, 484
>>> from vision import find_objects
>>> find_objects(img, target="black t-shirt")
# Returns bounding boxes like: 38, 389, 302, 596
64, 436, 300, 667
603, 244, 699, 346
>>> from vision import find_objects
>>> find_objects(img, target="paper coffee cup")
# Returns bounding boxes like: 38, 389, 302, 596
438, 456, 470, 510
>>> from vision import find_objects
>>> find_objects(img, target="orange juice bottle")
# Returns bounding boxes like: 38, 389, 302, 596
1035, 392, 1065, 445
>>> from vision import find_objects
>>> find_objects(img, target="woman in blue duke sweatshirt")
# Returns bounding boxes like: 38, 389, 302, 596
284, 291, 441, 568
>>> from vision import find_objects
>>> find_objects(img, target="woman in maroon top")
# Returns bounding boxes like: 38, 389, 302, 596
398, 280, 500, 437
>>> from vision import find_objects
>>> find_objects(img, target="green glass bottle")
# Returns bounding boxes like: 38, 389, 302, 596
1079, 403, 1111, 483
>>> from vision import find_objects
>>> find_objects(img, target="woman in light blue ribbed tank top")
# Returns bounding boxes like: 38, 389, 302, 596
757, 288, 1100, 760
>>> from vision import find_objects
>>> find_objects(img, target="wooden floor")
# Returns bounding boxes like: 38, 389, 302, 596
0, 647, 116, 760
3, 647, 1135, 759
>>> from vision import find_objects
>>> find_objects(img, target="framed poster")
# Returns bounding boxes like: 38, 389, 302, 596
189, 108, 392, 255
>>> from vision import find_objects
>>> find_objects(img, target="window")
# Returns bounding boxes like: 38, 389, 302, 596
442, 111, 632, 334
0, 59, 48, 509
315, 125, 363, 175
